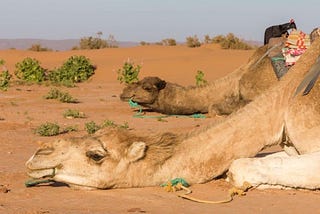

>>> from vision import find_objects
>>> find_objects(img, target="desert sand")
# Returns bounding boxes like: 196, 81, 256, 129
0, 44, 319, 214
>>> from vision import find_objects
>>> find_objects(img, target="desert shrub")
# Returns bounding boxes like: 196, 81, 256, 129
195, 70, 208, 87
28, 43, 52, 52
14, 58, 46, 83
76, 32, 118, 49
117, 61, 141, 84
35, 122, 77, 136
85, 121, 101, 134
140, 41, 150, 46
0, 60, 11, 91
161, 38, 177, 46
35, 122, 60, 136
85, 119, 129, 134
203, 35, 212, 44
44, 88, 78, 103
186, 35, 201, 48
63, 109, 86, 119
49, 55, 95, 86
212, 33, 254, 50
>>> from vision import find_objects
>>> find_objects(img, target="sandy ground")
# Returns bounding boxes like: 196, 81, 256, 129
0, 44, 319, 214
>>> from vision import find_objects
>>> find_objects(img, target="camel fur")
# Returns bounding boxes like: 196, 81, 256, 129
26, 38, 320, 190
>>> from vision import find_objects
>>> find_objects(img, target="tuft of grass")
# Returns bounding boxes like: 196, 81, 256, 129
85, 119, 130, 134
63, 109, 86, 119
195, 70, 208, 87
44, 88, 78, 103
85, 121, 101, 134
35, 122, 78, 136
35, 122, 60, 136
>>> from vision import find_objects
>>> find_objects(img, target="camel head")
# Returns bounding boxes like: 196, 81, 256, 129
120, 76, 166, 104
25, 128, 152, 190
26, 128, 177, 189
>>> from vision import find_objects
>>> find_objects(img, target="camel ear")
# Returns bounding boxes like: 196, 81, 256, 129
127, 142, 146, 162
155, 80, 166, 90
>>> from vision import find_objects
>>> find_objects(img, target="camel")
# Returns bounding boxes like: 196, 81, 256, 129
120, 43, 280, 116
26, 38, 320, 190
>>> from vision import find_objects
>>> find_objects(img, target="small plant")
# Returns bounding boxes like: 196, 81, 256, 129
161, 38, 177, 46
85, 121, 100, 134
63, 109, 86, 119
14, 57, 45, 83
35, 122, 78, 136
211, 33, 254, 50
28, 43, 52, 51
49, 55, 95, 87
86, 119, 130, 134
35, 122, 60, 136
117, 60, 141, 84
0, 59, 11, 91
195, 70, 208, 87
44, 88, 78, 103
186, 35, 201, 48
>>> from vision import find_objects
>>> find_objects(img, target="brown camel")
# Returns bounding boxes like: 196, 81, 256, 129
120, 43, 281, 116
26, 38, 320, 190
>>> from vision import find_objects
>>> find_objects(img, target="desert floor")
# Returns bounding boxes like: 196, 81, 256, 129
0, 44, 319, 214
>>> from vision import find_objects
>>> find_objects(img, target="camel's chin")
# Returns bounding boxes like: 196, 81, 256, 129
68, 184, 98, 190
27, 168, 55, 179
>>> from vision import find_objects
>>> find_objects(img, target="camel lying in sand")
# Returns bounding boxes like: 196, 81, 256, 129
26, 38, 320, 190
120, 44, 280, 116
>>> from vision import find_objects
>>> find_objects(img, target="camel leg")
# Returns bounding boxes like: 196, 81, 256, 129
228, 151, 320, 190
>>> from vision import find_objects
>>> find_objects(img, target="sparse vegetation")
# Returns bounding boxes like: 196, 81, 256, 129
186, 35, 201, 48
28, 43, 52, 52
35, 122, 60, 136
0, 60, 11, 91
117, 60, 141, 84
195, 70, 208, 86
85, 119, 129, 134
85, 121, 101, 134
49, 55, 95, 87
14, 58, 46, 83
44, 88, 78, 103
161, 38, 177, 46
212, 33, 254, 50
35, 122, 78, 136
74, 32, 118, 50
63, 109, 86, 119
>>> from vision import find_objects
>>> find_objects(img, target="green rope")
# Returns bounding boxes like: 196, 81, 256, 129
161, 177, 190, 187
128, 99, 206, 119
25, 179, 53, 187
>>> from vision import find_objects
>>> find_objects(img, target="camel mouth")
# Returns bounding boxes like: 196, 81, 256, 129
26, 168, 56, 179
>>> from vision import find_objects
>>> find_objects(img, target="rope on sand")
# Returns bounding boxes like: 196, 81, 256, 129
161, 178, 252, 204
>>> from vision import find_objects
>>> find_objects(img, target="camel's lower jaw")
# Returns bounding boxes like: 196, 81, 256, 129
26, 168, 56, 179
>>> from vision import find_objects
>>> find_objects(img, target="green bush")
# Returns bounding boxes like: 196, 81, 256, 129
49, 55, 95, 86
35, 122, 60, 136
117, 61, 141, 84
212, 33, 254, 50
195, 70, 208, 87
35, 122, 78, 136
85, 121, 101, 134
186, 35, 201, 48
44, 88, 78, 103
63, 109, 86, 119
0, 60, 11, 91
14, 58, 46, 83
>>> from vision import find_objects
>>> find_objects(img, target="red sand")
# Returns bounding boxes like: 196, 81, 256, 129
0, 44, 319, 214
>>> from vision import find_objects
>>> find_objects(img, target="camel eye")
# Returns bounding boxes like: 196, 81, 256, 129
142, 84, 153, 91
86, 151, 105, 163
